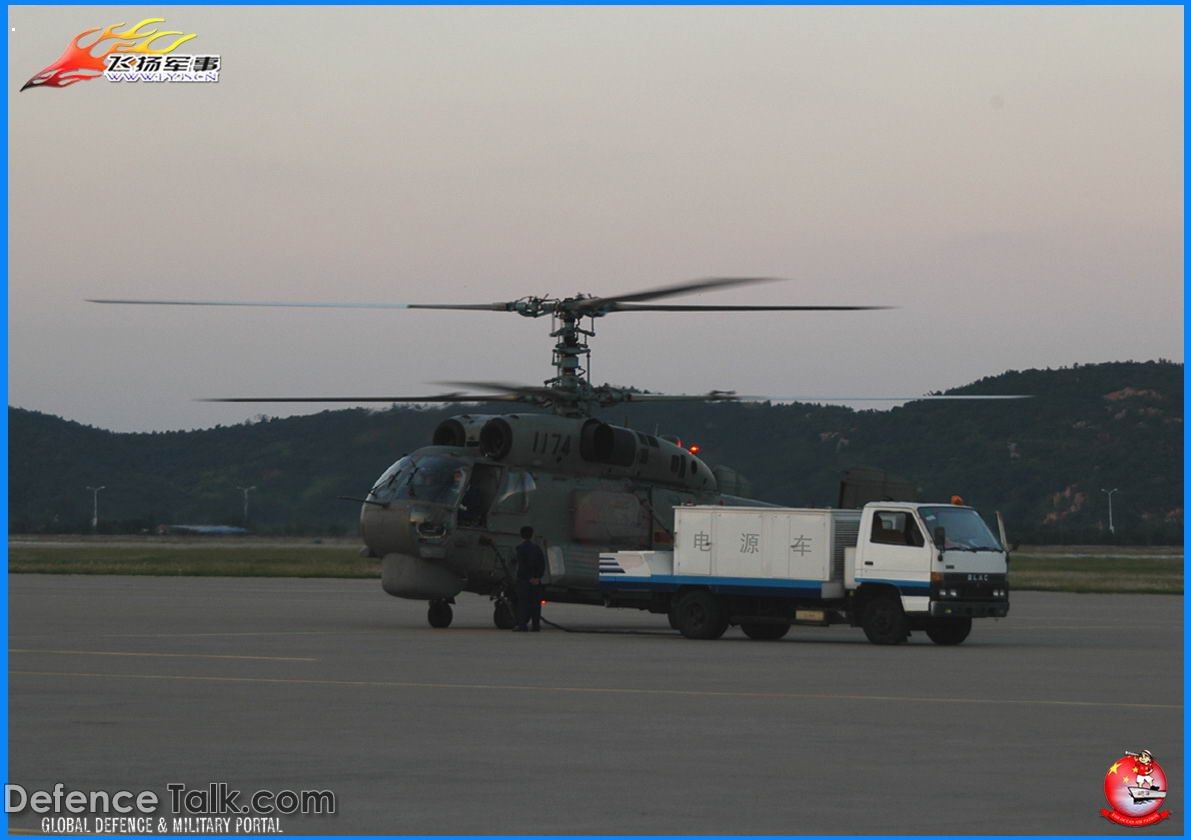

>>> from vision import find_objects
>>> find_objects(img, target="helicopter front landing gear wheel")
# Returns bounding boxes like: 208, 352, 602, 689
493, 598, 517, 630
427, 599, 453, 629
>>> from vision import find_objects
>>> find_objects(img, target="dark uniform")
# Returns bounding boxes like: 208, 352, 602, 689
514, 538, 546, 631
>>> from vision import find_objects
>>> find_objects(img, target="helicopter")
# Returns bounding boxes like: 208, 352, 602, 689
91, 277, 1023, 629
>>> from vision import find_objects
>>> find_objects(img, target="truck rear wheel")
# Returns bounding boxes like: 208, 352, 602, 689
925, 617, 972, 646
674, 591, 729, 640
741, 622, 790, 641
862, 594, 909, 645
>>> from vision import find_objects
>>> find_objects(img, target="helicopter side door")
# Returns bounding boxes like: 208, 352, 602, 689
457, 463, 503, 527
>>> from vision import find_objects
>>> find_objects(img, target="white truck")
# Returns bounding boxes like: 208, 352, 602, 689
598, 502, 1009, 645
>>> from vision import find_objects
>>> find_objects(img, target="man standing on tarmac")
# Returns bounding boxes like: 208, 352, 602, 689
514, 525, 546, 632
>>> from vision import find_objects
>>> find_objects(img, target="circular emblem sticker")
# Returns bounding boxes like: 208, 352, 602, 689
1101, 750, 1171, 826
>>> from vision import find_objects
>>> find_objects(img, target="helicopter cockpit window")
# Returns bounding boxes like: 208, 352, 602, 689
368, 456, 412, 504
492, 469, 536, 514
370, 456, 468, 506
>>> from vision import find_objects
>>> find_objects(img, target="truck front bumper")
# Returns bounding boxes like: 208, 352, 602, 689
929, 600, 1009, 619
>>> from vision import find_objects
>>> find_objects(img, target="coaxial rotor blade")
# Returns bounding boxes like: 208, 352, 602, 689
740, 394, 1032, 403
606, 303, 891, 312
88, 299, 513, 311
613, 390, 740, 403
407, 303, 516, 311
199, 393, 523, 403
435, 379, 551, 393
579, 276, 782, 311
437, 381, 742, 403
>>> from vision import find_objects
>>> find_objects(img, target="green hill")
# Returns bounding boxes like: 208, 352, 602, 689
8, 360, 1182, 544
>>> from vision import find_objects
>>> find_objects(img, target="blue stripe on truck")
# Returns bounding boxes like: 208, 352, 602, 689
597, 574, 824, 598
859, 577, 931, 594
598, 574, 932, 597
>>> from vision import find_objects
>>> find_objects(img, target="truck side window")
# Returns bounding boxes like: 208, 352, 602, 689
871, 511, 923, 546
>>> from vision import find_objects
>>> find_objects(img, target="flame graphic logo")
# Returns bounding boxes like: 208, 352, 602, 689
21, 18, 197, 91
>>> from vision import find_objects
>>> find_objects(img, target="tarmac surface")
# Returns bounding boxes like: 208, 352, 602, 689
7, 575, 1184, 835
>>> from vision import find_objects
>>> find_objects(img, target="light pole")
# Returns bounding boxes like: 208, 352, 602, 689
1101, 487, 1120, 535
236, 486, 257, 526
85, 485, 106, 532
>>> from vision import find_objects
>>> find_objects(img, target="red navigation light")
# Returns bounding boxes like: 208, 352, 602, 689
689, 444, 701, 455
540, 600, 547, 606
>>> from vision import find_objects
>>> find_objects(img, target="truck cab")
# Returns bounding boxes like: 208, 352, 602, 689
849, 502, 1009, 644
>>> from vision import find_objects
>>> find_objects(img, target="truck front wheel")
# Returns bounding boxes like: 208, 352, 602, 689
925, 617, 972, 646
741, 622, 791, 641
674, 591, 729, 640
862, 594, 909, 645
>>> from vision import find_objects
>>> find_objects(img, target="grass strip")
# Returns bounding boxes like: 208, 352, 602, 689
7, 545, 1183, 594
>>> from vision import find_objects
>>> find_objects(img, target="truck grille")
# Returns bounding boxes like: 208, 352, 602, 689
938, 572, 1008, 600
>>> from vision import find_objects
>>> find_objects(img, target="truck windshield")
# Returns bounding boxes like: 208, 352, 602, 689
369, 456, 469, 506
918, 507, 1002, 552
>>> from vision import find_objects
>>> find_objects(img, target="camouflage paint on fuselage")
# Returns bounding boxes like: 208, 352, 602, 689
360, 412, 735, 604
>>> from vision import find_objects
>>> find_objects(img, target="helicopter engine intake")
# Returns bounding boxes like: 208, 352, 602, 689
432, 414, 500, 449
579, 420, 637, 467
479, 418, 514, 459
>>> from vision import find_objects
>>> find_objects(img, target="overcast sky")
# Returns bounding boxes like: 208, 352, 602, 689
8, 6, 1183, 432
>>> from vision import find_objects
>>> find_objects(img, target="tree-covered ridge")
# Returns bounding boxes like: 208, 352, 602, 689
9, 360, 1182, 543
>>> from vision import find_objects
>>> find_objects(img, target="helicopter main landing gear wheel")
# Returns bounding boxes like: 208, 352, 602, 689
427, 599, 453, 629
493, 598, 517, 630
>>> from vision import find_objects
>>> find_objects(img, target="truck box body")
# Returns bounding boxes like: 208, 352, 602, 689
598, 507, 862, 600
673, 506, 860, 598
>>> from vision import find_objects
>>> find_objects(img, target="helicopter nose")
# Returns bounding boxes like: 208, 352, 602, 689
361, 500, 453, 560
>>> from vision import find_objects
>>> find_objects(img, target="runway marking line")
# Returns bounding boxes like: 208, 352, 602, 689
101, 631, 351, 638
8, 670, 1179, 711
9, 649, 317, 662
